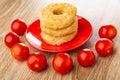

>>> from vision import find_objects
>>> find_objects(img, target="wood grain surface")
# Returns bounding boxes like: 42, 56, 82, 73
0, 0, 120, 80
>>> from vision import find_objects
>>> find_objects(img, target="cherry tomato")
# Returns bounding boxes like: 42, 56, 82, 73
77, 49, 96, 67
52, 53, 73, 74
27, 53, 47, 72
95, 38, 114, 56
11, 43, 29, 61
4, 32, 20, 48
11, 19, 27, 35
99, 24, 117, 40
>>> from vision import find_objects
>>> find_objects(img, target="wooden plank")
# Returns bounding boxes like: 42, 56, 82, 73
0, 0, 120, 80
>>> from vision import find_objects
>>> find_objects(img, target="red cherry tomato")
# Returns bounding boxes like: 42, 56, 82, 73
77, 49, 96, 67
99, 24, 117, 40
4, 32, 20, 48
11, 19, 27, 35
95, 38, 114, 56
52, 53, 73, 74
11, 43, 29, 61
27, 53, 47, 72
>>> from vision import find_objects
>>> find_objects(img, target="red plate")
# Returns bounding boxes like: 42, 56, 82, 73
25, 16, 93, 52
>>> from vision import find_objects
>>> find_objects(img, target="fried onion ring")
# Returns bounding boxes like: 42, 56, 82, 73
39, 3, 77, 29
41, 17, 78, 36
41, 30, 77, 45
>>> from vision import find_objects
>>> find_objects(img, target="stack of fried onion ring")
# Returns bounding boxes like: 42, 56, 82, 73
39, 3, 78, 45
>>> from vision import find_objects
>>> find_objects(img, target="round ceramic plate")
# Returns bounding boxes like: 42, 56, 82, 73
25, 16, 93, 52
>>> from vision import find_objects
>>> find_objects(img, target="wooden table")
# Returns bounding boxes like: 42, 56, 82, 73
1, 0, 120, 80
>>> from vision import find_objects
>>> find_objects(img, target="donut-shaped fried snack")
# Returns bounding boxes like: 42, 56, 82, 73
41, 17, 78, 36
41, 30, 77, 45
39, 3, 77, 29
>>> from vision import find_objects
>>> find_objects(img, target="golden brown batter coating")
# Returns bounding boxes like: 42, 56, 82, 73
39, 3, 77, 29
41, 17, 78, 36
